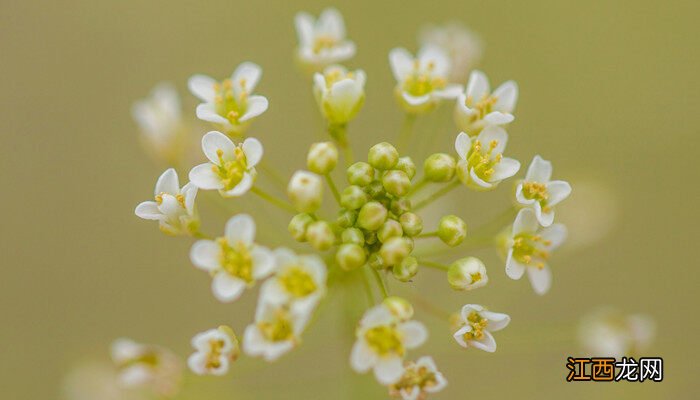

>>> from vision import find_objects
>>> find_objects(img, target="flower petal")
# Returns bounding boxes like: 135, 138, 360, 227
540, 224, 568, 249
188, 74, 217, 102
294, 12, 314, 46
471, 330, 497, 352
350, 340, 376, 373
189, 163, 223, 190
373, 355, 404, 385
465, 70, 490, 100
225, 213, 255, 245
232, 62, 262, 93
221, 171, 254, 197
202, 131, 235, 164
526, 155, 552, 182
187, 352, 207, 375
434, 84, 463, 99
389, 48, 414, 82
481, 311, 511, 331
512, 208, 538, 235
505, 249, 526, 279
546, 180, 572, 207
454, 132, 471, 160
251, 245, 276, 279
135, 201, 162, 220
212, 274, 246, 302
418, 45, 450, 77
483, 111, 514, 125
477, 126, 508, 156
318, 7, 345, 38
399, 321, 428, 348
190, 240, 220, 272
239, 95, 269, 122
242, 137, 263, 167
492, 80, 518, 113
196, 103, 228, 125
490, 157, 520, 181
155, 168, 180, 196
527, 265, 552, 295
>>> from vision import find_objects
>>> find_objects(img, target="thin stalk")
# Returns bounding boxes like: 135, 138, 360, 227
251, 186, 296, 214
397, 113, 417, 153
258, 161, 287, 190
325, 174, 341, 205
407, 177, 428, 197
416, 231, 438, 239
413, 180, 460, 211
360, 268, 376, 305
419, 259, 449, 271
370, 267, 389, 298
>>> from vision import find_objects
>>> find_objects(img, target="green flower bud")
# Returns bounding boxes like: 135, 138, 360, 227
399, 212, 423, 237
382, 296, 414, 321
447, 257, 488, 291
307, 142, 338, 175
424, 153, 456, 182
365, 180, 384, 198
306, 220, 335, 251
336, 209, 358, 228
377, 219, 403, 243
395, 156, 416, 180
368, 252, 385, 270
288, 170, 323, 213
382, 170, 411, 197
438, 215, 467, 247
288, 213, 314, 242
390, 198, 411, 216
357, 201, 387, 231
364, 230, 378, 245
336, 243, 367, 271
392, 256, 418, 282
379, 236, 412, 266
341, 227, 365, 244
347, 162, 375, 186
368, 142, 399, 170
340, 185, 368, 210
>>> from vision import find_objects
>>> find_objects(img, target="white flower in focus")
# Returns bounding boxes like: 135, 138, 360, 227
505, 208, 567, 295
454, 129, 520, 190
260, 248, 327, 314
447, 257, 489, 291
351, 303, 428, 385
454, 70, 518, 135
388, 356, 447, 400
295, 8, 356, 71
190, 214, 275, 302
419, 22, 483, 83
187, 326, 239, 376
452, 304, 510, 352
110, 338, 182, 397
243, 301, 310, 362
313, 65, 366, 125
188, 131, 262, 197
515, 155, 572, 226
132, 83, 186, 163
134, 168, 198, 235
578, 308, 655, 359
188, 63, 268, 136
389, 46, 462, 114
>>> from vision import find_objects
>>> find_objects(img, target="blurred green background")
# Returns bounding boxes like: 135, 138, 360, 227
1, 0, 697, 398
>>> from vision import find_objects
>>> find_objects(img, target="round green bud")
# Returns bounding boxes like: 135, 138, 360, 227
382, 296, 414, 321
347, 162, 375, 186
424, 153, 456, 182
307, 141, 338, 175
447, 257, 488, 291
357, 201, 387, 231
288, 213, 313, 242
340, 185, 368, 210
365, 180, 384, 198
368, 142, 399, 170
306, 220, 335, 251
382, 170, 411, 197
399, 212, 423, 237
438, 215, 467, 247
368, 252, 385, 270
287, 170, 323, 213
395, 156, 416, 180
341, 227, 365, 244
379, 236, 412, 266
336, 243, 367, 271
390, 198, 411, 216
392, 256, 418, 282
336, 210, 358, 228
364, 230, 378, 245
377, 219, 403, 243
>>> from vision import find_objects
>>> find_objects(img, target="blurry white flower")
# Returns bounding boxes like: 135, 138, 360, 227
188, 131, 262, 197
190, 214, 275, 302
187, 326, 239, 376
351, 303, 428, 385
505, 208, 567, 295
388, 356, 447, 400
62, 361, 148, 400
188, 63, 268, 136
134, 168, 198, 235
579, 308, 655, 359
295, 8, 356, 71
419, 22, 483, 83
110, 338, 182, 397
515, 155, 572, 226
389, 46, 462, 114
556, 179, 617, 250
243, 301, 310, 362
454, 129, 520, 190
132, 83, 186, 164
452, 304, 510, 352
313, 65, 366, 125
454, 70, 517, 135
260, 248, 327, 314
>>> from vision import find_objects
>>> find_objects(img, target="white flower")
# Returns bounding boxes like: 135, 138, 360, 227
260, 248, 327, 314
515, 155, 572, 227
389, 45, 462, 113
134, 168, 198, 235
447, 257, 489, 291
295, 8, 356, 70
578, 308, 655, 359
452, 304, 510, 352
188, 131, 262, 197
388, 356, 447, 400
243, 301, 310, 362
454, 70, 518, 135
505, 208, 567, 295
313, 65, 366, 125
110, 338, 182, 396
190, 214, 275, 302
132, 83, 185, 163
188, 63, 268, 136
350, 304, 428, 385
419, 22, 483, 83
187, 326, 239, 376
454, 128, 520, 190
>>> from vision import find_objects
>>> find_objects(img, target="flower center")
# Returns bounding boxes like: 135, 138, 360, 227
212, 147, 248, 191
312, 35, 338, 54
465, 94, 498, 121
155, 193, 186, 208
462, 311, 489, 341
323, 68, 354, 88
119, 350, 159, 370
512, 233, 552, 269
218, 238, 253, 283
522, 181, 550, 211
391, 363, 438, 394
278, 266, 317, 298
402, 60, 446, 97
213, 79, 248, 124
205, 339, 226, 370
364, 325, 405, 356
466, 139, 502, 181
258, 311, 295, 342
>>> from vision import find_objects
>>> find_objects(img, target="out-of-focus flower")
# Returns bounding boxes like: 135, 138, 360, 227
313, 65, 366, 125
295, 8, 356, 71
188, 63, 268, 136
287, 170, 324, 213
454, 129, 520, 190
62, 361, 149, 400
579, 308, 655, 358
132, 83, 187, 164
504, 208, 567, 295
556, 179, 617, 250
351, 302, 428, 385
187, 326, 240, 376
447, 257, 488, 291
389, 46, 462, 114
134, 168, 199, 236
260, 248, 327, 314
110, 339, 182, 397
388, 356, 447, 400
419, 22, 483, 83
188, 131, 262, 197
454, 70, 517, 135
243, 301, 310, 362
452, 304, 510, 352
190, 214, 275, 302
515, 155, 572, 227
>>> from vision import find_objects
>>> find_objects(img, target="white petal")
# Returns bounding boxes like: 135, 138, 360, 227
505, 249, 526, 279
259, 280, 289, 305
469, 167, 492, 189
251, 245, 276, 279
232, 62, 262, 93
318, 7, 345, 39
546, 181, 572, 207
187, 352, 207, 375
181, 183, 198, 214
434, 84, 463, 99
225, 213, 255, 245
294, 12, 314, 46
119, 365, 151, 386
189, 163, 223, 190
135, 201, 162, 220
389, 48, 414, 82
262, 341, 295, 362
326, 78, 364, 119
401, 91, 430, 106
243, 325, 266, 355
476, 126, 508, 156
399, 321, 428, 348
242, 137, 263, 167
188, 74, 217, 102
492, 80, 518, 113
196, 103, 228, 124
512, 208, 538, 235
471, 330, 497, 352
454, 132, 471, 160
540, 224, 568, 249
527, 265, 552, 295
535, 204, 555, 227
465, 70, 490, 100
190, 240, 220, 272
417, 45, 450, 77
221, 171, 254, 197
515, 184, 535, 205
157, 194, 181, 216
526, 155, 552, 182
491, 157, 520, 181
483, 111, 514, 125
239, 95, 269, 122
274, 247, 298, 267
361, 305, 395, 328
301, 255, 327, 282
481, 311, 511, 331
212, 274, 246, 302
350, 340, 377, 373
452, 325, 470, 347
155, 168, 180, 196
460, 304, 485, 321
202, 131, 235, 164
373, 356, 404, 385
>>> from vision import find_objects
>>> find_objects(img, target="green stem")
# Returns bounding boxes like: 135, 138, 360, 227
329, 123, 354, 167
413, 180, 460, 211
360, 268, 376, 305
325, 174, 341, 205
370, 267, 389, 299
258, 161, 287, 190
397, 114, 416, 153
407, 177, 428, 197
419, 259, 449, 271
416, 231, 438, 239
191, 230, 212, 240
251, 186, 296, 214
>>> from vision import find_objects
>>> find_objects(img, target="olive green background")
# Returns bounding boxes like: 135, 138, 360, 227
1, 0, 697, 398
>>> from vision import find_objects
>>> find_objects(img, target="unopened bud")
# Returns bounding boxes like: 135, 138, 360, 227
377, 219, 403, 243
424, 153, 456, 182
382, 296, 414, 321
340, 185, 368, 210
395, 156, 416, 180
399, 212, 423, 237
288, 171, 323, 213
368, 142, 399, 170
336, 243, 367, 271
382, 170, 411, 197
368, 252, 385, 270
390, 198, 411, 216
336, 209, 358, 228
341, 227, 364, 244
392, 256, 418, 282
288, 213, 313, 242
447, 257, 488, 291
379, 236, 412, 266
306, 220, 335, 251
357, 201, 387, 231
307, 142, 338, 175
438, 215, 467, 247
347, 162, 375, 186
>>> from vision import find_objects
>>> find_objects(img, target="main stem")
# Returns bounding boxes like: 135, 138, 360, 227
370, 267, 389, 299
325, 174, 341, 205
